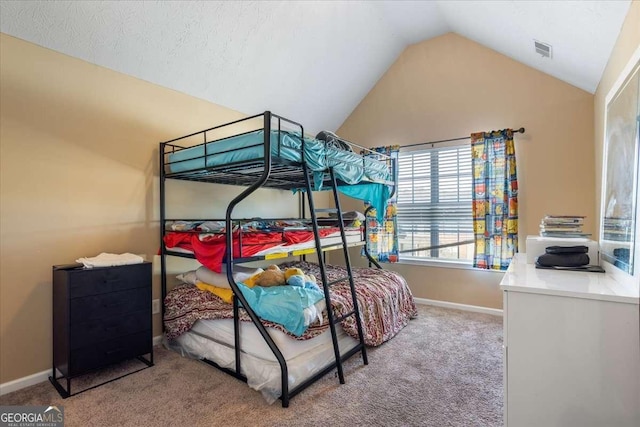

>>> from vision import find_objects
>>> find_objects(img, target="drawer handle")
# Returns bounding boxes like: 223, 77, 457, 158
105, 348, 123, 356
104, 278, 121, 284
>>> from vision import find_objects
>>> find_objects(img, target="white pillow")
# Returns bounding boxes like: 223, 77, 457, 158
196, 265, 264, 288
176, 270, 198, 285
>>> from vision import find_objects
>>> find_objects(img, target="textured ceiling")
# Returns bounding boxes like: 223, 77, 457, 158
0, 0, 632, 134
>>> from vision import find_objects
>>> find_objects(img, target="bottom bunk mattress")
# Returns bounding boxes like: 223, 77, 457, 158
168, 321, 358, 404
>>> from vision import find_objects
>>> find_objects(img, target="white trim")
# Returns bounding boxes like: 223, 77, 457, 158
414, 297, 503, 316
398, 257, 474, 270
600, 44, 640, 283
398, 257, 505, 273
0, 336, 165, 396
0, 369, 49, 396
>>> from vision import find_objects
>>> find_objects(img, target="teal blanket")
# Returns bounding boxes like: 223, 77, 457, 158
167, 130, 390, 186
168, 129, 393, 221
237, 283, 325, 336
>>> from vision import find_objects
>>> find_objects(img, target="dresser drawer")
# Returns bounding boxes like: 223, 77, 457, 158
70, 310, 151, 350
70, 287, 149, 323
69, 331, 151, 375
67, 263, 151, 298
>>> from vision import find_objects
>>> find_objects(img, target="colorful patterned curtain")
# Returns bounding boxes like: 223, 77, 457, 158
471, 130, 518, 270
363, 145, 399, 263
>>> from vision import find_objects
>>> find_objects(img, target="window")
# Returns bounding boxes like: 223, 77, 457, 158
396, 143, 473, 263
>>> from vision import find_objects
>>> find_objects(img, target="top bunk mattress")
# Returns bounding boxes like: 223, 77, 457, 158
165, 130, 391, 186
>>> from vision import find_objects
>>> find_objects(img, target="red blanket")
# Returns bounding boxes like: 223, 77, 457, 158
163, 228, 340, 272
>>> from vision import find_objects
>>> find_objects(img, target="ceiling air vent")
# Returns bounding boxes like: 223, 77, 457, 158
534, 40, 552, 58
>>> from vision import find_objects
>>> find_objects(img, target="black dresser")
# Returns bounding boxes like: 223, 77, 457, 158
49, 262, 153, 397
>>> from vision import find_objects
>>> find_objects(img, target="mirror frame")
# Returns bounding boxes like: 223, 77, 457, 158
600, 45, 640, 283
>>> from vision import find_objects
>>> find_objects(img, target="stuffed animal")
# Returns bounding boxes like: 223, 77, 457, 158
285, 267, 322, 292
252, 264, 286, 287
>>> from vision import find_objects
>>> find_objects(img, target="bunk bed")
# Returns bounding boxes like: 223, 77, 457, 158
159, 112, 417, 406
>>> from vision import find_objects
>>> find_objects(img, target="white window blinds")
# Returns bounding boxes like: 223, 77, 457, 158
397, 143, 474, 261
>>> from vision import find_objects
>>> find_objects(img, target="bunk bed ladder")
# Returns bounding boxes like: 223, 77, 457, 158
302, 165, 368, 385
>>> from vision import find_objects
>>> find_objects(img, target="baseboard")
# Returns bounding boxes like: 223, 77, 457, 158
0, 335, 165, 396
414, 297, 503, 316
0, 369, 50, 396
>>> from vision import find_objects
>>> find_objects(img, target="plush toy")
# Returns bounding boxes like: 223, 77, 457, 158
284, 267, 304, 281
285, 267, 322, 292
252, 264, 286, 287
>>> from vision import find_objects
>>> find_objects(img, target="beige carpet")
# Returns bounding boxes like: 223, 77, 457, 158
1, 305, 503, 427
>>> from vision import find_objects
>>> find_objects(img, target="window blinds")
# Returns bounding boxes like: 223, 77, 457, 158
397, 144, 473, 239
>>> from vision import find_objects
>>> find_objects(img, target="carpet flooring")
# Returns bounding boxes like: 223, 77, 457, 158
1, 305, 503, 427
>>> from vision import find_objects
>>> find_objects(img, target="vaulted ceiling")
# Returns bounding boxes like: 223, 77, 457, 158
0, 1, 632, 134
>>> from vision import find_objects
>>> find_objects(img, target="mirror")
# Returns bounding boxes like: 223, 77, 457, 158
600, 58, 640, 275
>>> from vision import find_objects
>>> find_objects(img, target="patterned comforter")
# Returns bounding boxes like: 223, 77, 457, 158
164, 261, 417, 346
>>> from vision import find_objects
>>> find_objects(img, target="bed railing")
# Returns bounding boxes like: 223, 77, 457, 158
160, 112, 395, 192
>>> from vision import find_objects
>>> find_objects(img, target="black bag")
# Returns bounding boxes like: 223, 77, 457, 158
536, 253, 590, 267
544, 245, 588, 255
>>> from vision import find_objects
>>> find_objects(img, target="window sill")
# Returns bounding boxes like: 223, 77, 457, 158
397, 257, 506, 273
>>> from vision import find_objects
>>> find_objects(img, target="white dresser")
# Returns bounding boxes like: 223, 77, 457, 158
500, 254, 640, 427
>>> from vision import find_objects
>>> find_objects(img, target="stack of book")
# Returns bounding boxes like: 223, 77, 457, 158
602, 217, 633, 241
539, 215, 590, 238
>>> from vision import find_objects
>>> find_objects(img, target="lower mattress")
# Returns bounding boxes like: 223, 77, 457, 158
171, 323, 358, 404
251, 229, 362, 256
189, 318, 337, 361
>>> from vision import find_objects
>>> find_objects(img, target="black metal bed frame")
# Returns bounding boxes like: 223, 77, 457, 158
159, 111, 395, 407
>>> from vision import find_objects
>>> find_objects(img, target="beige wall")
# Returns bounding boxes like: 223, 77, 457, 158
0, 34, 299, 384
335, 33, 595, 308
594, 0, 640, 236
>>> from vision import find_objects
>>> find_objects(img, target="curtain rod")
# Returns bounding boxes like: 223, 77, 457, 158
401, 127, 525, 149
